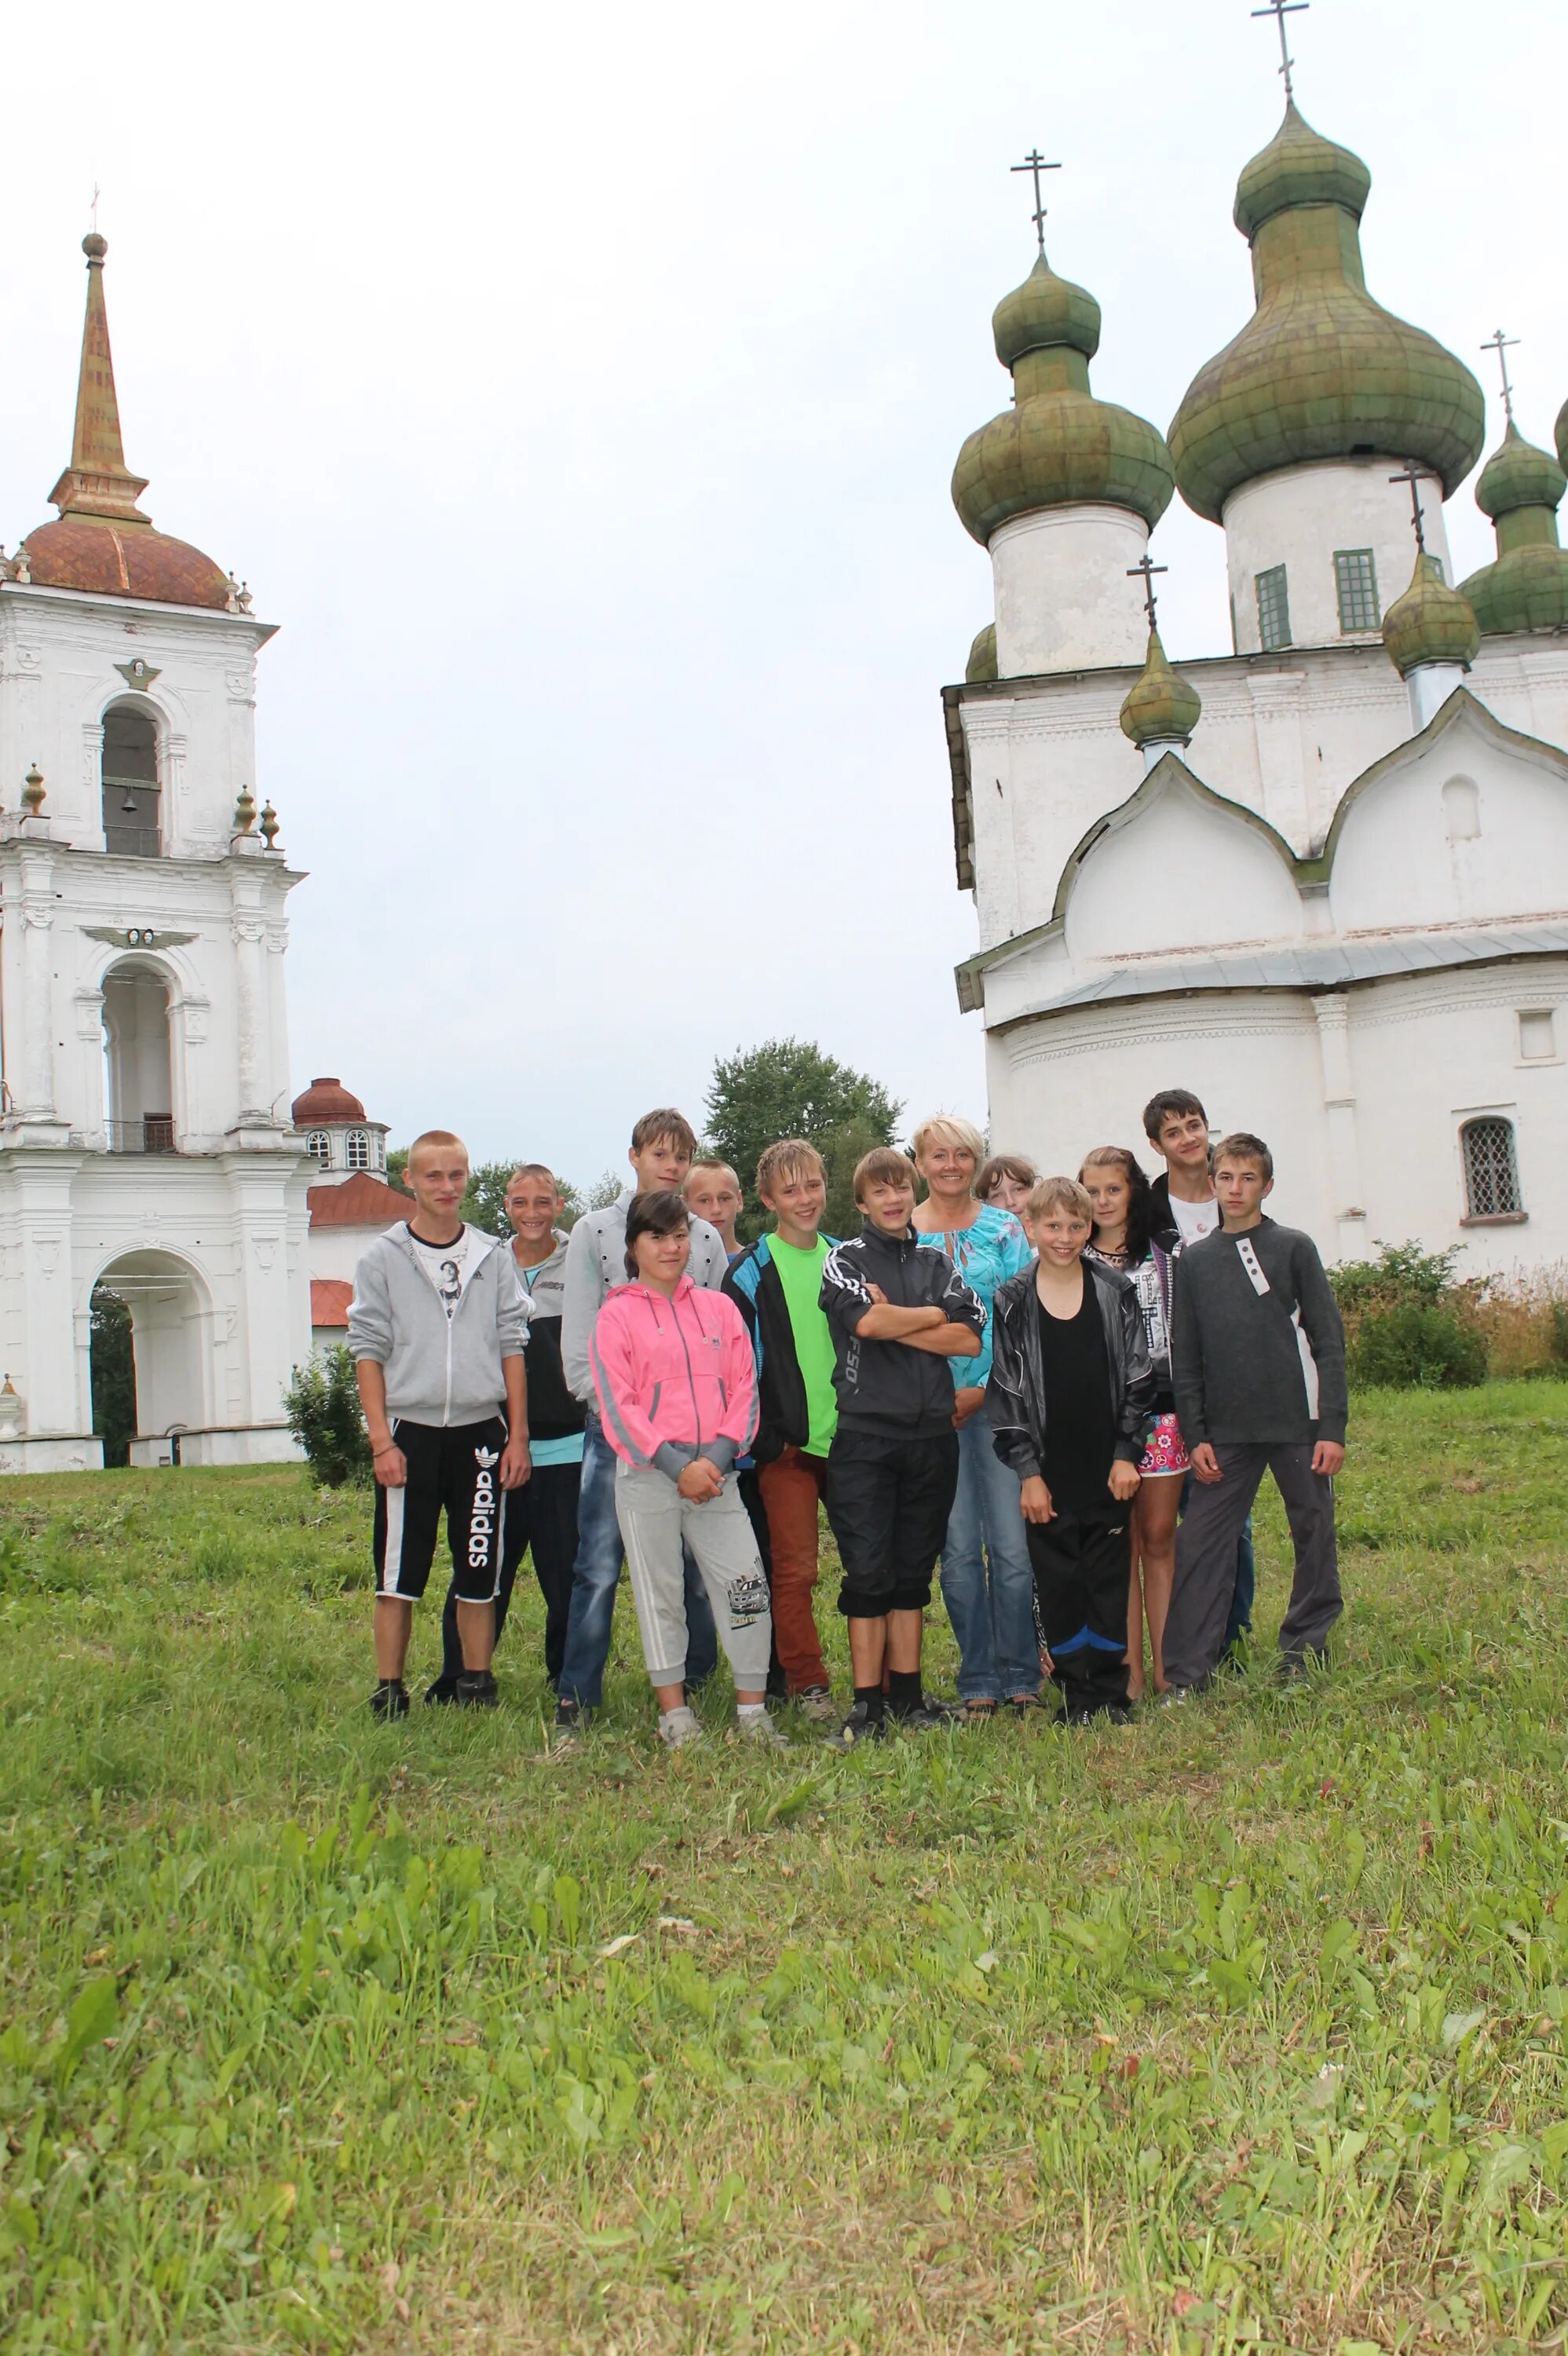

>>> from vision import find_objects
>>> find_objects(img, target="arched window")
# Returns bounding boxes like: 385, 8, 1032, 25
101, 959, 174, 1153
1461, 1117, 1523, 1220
102, 702, 162, 858
346, 1130, 371, 1169
304, 1131, 331, 1166
1443, 776, 1480, 843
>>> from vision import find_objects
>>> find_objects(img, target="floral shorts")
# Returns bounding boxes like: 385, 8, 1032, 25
1139, 1411, 1189, 1479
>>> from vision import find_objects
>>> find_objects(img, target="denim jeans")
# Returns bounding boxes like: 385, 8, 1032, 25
556, 1414, 718, 1709
938, 1414, 1041, 1700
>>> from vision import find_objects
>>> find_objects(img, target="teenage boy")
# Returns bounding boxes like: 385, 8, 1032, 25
684, 1159, 745, 1260
554, 1109, 729, 1739
1163, 1133, 1347, 1696
819, 1147, 984, 1747
725, 1140, 839, 1723
988, 1176, 1154, 1724
428, 1165, 583, 1703
347, 1130, 530, 1719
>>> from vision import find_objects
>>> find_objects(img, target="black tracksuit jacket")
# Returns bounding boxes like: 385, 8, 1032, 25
818, 1220, 985, 1439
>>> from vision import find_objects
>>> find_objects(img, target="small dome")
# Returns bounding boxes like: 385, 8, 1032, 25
291, 1077, 368, 1125
20, 518, 231, 609
992, 253, 1100, 370
1475, 422, 1566, 520
1119, 628, 1202, 748
1168, 104, 1484, 525
1381, 551, 1478, 676
1556, 396, 1568, 475
965, 624, 998, 682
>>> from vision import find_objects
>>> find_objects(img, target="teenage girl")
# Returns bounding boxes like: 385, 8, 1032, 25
1080, 1147, 1185, 1700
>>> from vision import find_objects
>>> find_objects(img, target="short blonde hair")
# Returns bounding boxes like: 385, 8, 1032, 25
1025, 1174, 1093, 1224
755, 1138, 825, 1198
408, 1129, 467, 1168
911, 1114, 986, 1164
684, 1158, 740, 1192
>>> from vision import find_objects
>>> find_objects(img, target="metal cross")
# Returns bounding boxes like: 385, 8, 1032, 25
1128, 554, 1168, 629
1479, 327, 1520, 425
1252, 0, 1308, 101
1389, 459, 1432, 554
1011, 148, 1061, 252
90, 182, 101, 233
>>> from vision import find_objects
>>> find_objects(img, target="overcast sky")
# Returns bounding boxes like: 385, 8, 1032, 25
2, 0, 1561, 1190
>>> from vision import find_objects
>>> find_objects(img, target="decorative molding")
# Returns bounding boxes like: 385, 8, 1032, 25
231, 916, 267, 945
84, 926, 198, 951
112, 657, 162, 693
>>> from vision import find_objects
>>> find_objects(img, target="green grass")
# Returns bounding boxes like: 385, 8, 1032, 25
2, 1381, 1567, 2353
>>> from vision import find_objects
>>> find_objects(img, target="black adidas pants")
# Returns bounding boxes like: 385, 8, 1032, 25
434, 1458, 580, 1692
371, 1418, 523, 1604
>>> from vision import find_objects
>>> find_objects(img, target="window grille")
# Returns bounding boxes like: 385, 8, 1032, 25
305, 1130, 331, 1165
346, 1130, 371, 1169
1334, 548, 1380, 633
1255, 565, 1292, 651
1460, 1117, 1522, 1218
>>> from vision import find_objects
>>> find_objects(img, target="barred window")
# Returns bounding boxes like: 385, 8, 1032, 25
1460, 1117, 1523, 1219
1255, 565, 1292, 651
1334, 548, 1380, 633
346, 1130, 371, 1170
305, 1130, 331, 1165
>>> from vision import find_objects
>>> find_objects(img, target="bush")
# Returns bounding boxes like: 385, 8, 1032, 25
284, 1346, 372, 1487
1330, 1240, 1468, 1318
1345, 1303, 1487, 1391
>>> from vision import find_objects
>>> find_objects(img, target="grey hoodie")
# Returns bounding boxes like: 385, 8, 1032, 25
561, 1187, 729, 1403
347, 1224, 528, 1427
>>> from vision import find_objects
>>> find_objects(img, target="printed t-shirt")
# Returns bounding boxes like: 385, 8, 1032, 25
407, 1224, 473, 1320
1170, 1193, 1220, 1247
1036, 1277, 1113, 1513
767, 1232, 838, 1458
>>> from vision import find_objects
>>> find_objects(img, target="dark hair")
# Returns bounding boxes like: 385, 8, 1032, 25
630, 1107, 699, 1158
1142, 1088, 1208, 1145
1213, 1131, 1274, 1183
977, 1152, 1037, 1200
1079, 1146, 1153, 1261
623, 1188, 690, 1277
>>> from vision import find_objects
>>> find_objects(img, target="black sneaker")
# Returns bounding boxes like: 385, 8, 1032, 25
370, 1678, 409, 1721
551, 1697, 587, 1754
423, 1676, 459, 1707
892, 1700, 948, 1733
455, 1670, 499, 1709
828, 1699, 886, 1749
1102, 1702, 1135, 1725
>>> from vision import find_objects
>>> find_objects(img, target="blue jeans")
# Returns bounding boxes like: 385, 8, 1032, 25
938, 1415, 1042, 1700
556, 1414, 718, 1709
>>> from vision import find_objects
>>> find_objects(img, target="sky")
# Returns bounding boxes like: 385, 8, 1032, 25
1, 0, 1562, 1192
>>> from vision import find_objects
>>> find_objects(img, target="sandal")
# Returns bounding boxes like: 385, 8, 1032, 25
962, 1697, 999, 1721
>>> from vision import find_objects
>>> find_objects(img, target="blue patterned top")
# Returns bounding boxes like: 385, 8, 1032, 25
914, 1202, 1033, 1389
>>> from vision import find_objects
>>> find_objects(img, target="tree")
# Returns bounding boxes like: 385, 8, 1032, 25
386, 1151, 585, 1233
285, 1345, 373, 1487
89, 1287, 137, 1469
704, 1038, 903, 1242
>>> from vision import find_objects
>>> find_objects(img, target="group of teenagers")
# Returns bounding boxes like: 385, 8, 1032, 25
345, 1087, 1349, 1751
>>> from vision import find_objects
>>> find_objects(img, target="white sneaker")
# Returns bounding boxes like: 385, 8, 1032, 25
793, 1686, 838, 1725
658, 1705, 704, 1750
736, 1709, 790, 1750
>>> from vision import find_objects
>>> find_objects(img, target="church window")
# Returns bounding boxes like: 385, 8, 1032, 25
1443, 776, 1480, 841
101, 701, 162, 858
346, 1130, 371, 1170
1460, 1116, 1523, 1220
305, 1130, 331, 1165
1519, 1010, 1556, 1062
1333, 549, 1380, 634
1255, 566, 1292, 651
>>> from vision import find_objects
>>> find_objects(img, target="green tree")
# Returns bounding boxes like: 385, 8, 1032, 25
704, 1038, 902, 1242
284, 1345, 373, 1487
89, 1287, 137, 1469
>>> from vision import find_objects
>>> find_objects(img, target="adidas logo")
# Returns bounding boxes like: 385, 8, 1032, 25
474, 1446, 500, 1469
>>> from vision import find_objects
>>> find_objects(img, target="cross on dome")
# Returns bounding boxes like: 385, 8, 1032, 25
1388, 458, 1435, 553
1251, 0, 1308, 102
1010, 148, 1061, 252
1480, 327, 1520, 426
1127, 553, 1168, 629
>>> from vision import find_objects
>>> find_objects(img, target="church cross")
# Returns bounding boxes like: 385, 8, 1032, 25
1128, 553, 1168, 628
90, 183, 101, 233
1480, 327, 1520, 425
1252, 0, 1308, 101
1011, 148, 1061, 252
1389, 459, 1433, 554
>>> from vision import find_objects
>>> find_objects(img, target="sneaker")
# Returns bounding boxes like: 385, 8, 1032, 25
736, 1709, 790, 1750
916, 1692, 965, 1722
892, 1701, 948, 1734
658, 1705, 704, 1750
550, 1698, 587, 1754
793, 1685, 838, 1725
423, 1676, 458, 1707
1157, 1685, 1192, 1708
455, 1669, 499, 1709
370, 1678, 408, 1721
1274, 1649, 1324, 1686
828, 1699, 886, 1749
1102, 1702, 1135, 1726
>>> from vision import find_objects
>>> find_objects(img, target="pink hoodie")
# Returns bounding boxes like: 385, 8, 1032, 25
590, 1275, 759, 1480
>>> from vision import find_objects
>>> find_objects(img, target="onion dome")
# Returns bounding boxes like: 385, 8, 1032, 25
1556, 397, 1568, 475
1459, 420, 1568, 635
1168, 104, 1485, 523
16, 236, 232, 611
1381, 551, 1478, 677
952, 251, 1174, 545
1119, 628, 1202, 748
291, 1077, 368, 1125
965, 624, 998, 682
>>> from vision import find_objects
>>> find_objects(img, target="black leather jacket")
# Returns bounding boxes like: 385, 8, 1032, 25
986, 1257, 1155, 1483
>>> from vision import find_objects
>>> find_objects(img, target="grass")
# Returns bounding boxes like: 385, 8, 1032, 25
2, 1381, 1567, 2353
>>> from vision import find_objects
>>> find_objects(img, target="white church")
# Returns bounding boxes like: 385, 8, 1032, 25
0, 236, 402, 1472
946, 94, 1568, 1270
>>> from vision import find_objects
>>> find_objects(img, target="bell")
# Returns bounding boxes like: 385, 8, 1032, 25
121, 785, 138, 813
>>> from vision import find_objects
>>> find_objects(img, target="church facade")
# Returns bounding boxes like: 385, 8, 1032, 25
945, 101, 1568, 1271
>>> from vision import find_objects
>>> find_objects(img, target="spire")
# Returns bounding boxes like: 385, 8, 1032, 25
47, 236, 152, 529
1119, 629, 1202, 768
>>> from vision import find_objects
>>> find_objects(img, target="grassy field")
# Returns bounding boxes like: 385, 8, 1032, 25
2, 1382, 1567, 2354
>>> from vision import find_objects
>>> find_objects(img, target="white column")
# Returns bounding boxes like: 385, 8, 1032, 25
19, 901, 57, 1117
231, 908, 269, 1125
1310, 993, 1368, 1262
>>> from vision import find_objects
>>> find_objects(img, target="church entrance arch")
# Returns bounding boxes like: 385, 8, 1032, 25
90, 1249, 214, 1464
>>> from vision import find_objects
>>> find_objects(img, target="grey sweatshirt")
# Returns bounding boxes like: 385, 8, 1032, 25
561, 1187, 729, 1403
347, 1224, 528, 1427
1169, 1216, 1347, 1449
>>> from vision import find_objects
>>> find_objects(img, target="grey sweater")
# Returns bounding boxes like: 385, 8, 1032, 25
561, 1187, 729, 1403
1169, 1216, 1347, 1449
347, 1224, 528, 1427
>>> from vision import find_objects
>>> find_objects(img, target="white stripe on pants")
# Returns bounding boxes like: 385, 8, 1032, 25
615, 1465, 773, 1688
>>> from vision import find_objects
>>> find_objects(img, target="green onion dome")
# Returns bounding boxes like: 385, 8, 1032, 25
1556, 397, 1567, 475
1119, 628, 1203, 747
1168, 104, 1485, 524
965, 623, 998, 682
952, 251, 1175, 545
1459, 421, 1568, 635
1381, 551, 1479, 676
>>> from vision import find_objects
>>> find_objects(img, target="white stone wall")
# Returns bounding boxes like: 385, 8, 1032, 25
990, 505, 1152, 676
1222, 457, 1454, 659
